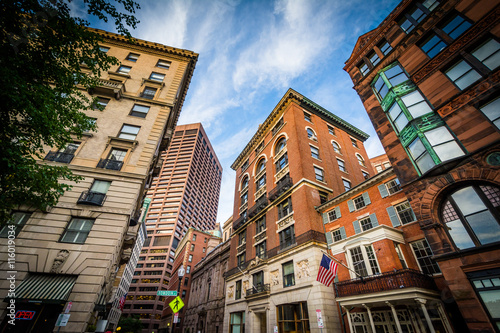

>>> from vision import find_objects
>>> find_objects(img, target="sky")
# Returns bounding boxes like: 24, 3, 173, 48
87, 0, 401, 225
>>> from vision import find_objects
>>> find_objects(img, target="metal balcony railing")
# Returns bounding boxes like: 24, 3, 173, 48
268, 175, 293, 202
77, 191, 107, 206
44, 151, 74, 164
233, 215, 247, 231
246, 284, 270, 297
97, 158, 123, 171
248, 195, 268, 218
334, 269, 437, 298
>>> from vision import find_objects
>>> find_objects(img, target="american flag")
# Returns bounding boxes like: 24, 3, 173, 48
119, 294, 127, 310
316, 254, 338, 287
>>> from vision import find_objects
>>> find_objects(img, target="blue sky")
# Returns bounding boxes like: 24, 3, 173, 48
87, 0, 401, 224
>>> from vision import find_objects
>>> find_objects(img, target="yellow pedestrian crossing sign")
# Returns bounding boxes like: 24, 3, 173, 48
169, 296, 184, 313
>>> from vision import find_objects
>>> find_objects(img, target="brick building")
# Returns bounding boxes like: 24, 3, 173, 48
160, 228, 222, 332
344, 0, 500, 332
0, 29, 197, 333
224, 88, 375, 332
370, 153, 392, 173
318, 167, 454, 332
123, 123, 222, 332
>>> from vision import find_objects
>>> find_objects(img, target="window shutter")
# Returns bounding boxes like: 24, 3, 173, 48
348, 200, 355, 212
370, 213, 379, 227
340, 226, 347, 239
325, 231, 333, 245
335, 206, 341, 219
378, 184, 389, 198
362, 192, 371, 205
353, 220, 361, 234
387, 206, 400, 227
322, 212, 329, 224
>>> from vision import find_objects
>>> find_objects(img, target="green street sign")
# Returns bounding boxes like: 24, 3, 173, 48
157, 290, 178, 296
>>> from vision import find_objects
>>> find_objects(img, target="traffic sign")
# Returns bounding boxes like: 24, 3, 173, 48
157, 290, 178, 296
316, 309, 324, 328
55, 314, 70, 327
169, 296, 184, 313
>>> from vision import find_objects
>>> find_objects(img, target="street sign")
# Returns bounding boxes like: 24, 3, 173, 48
316, 309, 324, 328
157, 290, 178, 296
55, 314, 70, 327
173, 313, 179, 323
169, 296, 185, 313
64, 301, 72, 314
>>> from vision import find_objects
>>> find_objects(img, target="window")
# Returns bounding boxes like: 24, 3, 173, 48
395, 201, 417, 224
350, 245, 380, 277
241, 160, 249, 171
304, 112, 312, 122
332, 141, 341, 154
362, 171, 370, 180
241, 176, 249, 190
237, 253, 245, 267
126, 53, 139, 62
90, 180, 111, 195
398, 0, 438, 34
441, 13, 472, 40
359, 216, 377, 232
337, 159, 346, 172
256, 174, 266, 191
445, 60, 482, 90
0, 212, 31, 237
188, 254, 193, 262
256, 159, 266, 174
279, 225, 295, 249
238, 229, 246, 245
468, 269, 500, 329
358, 61, 369, 76
368, 50, 380, 66
253, 271, 264, 289
230, 311, 244, 331
441, 185, 500, 250
351, 138, 359, 148
149, 72, 165, 82
472, 38, 500, 71
394, 243, 408, 269
193, 234, 197, 241
419, 33, 447, 58
117, 65, 131, 74
310, 146, 319, 159
99, 46, 109, 52
373, 64, 409, 101
343, 179, 351, 192
356, 154, 366, 167
130, 104, 150, 118
272, 118, 284, 135
141, 87, 157, 100
480, 97, 500, 129
278, 197, 293, 219
328, 207, 341, 222
118, 124, 140, 140
378, 178, 401, 197
350, 192, 370, 211
256, 216, 266, 234
332, 228, 346, 242
156, 59, 171, 69
411, 239, 441, 275
277, 302, 310, 332
378, 39, 392, 55
375, 165, 383, 173
256, 241, 266, 258
306, 128, 316, 139
184, 277, 189, 286
60, 218, 94, 244
241, 192, 248, 206
320, 191, 328, 204
190, 244, 195, 251
282, 261, 295, 287
328, 126, 335, 135
94, 97, 110, 109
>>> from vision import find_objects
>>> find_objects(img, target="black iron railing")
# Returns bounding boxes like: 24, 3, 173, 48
233, 215, 247, 231
268, 176, 293, 202
248, 195, 268, 218
335, 269, 437, 298
77, 191, 107, 206
44, 151, 74, 164
97, 158, 123, 171
246, 284, 270, 297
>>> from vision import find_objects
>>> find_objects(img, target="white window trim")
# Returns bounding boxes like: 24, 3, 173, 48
345, 243, 381, 279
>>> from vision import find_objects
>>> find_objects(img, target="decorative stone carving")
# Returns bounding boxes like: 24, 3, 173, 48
242, 280, 249, 295
248, 256, 262, 268
270, 270, 279, 286
296, 260, 310, 279
50, 250, 70, 273
228, 285, 234, 298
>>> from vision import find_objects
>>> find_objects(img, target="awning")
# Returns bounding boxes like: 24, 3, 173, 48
10, 274, 77, 303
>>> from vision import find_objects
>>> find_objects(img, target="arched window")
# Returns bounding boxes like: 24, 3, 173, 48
256, 159, 266, 192
256, 159, 266, 174
241, 176, 249, 190
441, 185, 500, 250
306, 128, 316, 139
332, 141, 341, 154
356, 154, 366, 167
275, 137, 288, 172
276, 137, 286, 154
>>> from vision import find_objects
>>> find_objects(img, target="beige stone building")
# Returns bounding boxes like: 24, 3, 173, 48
0, 28, 197, 333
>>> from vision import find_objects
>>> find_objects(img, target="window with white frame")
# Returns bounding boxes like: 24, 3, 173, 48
156, 59, 171, 69
328, 207, 340, 222
343, 179, 351, 192
332, 141, 341, 154
141, 87, 157, 100
359, 216, 376, 232
304, 112, 312, 122
310, 146, 319, 159
314, 166, 324, 182
130, 104, 150, 118
306, 128, 316, 140
351, 138, 359, 148
411, 239, 441, 275
126, 53, 140, 62
328, 126, 336, 135
118, 124, 140, 140
349, 245, 380, 277
117, 65, 131, 74
60, 217, 94, 244
149, 72, 165, 82
356, 154, 366, 167
395, 201, 417, 224
241, 176, 249, 191
349, 192, 371, 211
394, 242, 408, 269
337, 159, 346, 172
378, 178, 401, 197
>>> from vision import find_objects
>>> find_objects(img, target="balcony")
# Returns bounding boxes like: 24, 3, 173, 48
268, 176, 293, 202
97, 158, 123, 171
335, 269, 437, 298
77, 190, 107, 206
233, 215, 247, 231
248, 195, 268, 218
88, 78, 125, 99
44, 151, 74, 164
246, 284, 270, 298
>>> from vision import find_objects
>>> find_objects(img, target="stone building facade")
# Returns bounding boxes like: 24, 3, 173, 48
224, 88, 375, 333
0, 29, 197, 333
344, 0, 500, 332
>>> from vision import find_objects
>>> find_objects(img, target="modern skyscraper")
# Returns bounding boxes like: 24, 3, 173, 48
224, 88, 374, 332
344, 0, 500, 331
0, 29, 198, 333
123, 123, 222, 332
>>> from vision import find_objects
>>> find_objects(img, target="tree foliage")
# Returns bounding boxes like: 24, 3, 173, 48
117, 315, 143, 333
0, 0, 140, 222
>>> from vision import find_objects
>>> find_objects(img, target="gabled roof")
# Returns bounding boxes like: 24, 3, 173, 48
345, 28, 379, 65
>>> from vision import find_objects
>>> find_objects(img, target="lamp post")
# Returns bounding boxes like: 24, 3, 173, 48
175, 265, 185, 331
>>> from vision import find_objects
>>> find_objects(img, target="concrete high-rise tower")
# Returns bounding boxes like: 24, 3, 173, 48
122, 123, 222, 332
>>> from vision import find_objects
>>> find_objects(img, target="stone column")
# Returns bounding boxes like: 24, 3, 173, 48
362, 303, 376, 333
415, 298, 435, 333
386, 301, 402, 333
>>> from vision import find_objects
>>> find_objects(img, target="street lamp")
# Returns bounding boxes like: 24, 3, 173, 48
175, 265, 185, 330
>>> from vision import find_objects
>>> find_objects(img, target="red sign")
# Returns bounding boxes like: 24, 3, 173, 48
15, 310, 36, 320
64, 301, 72, 314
